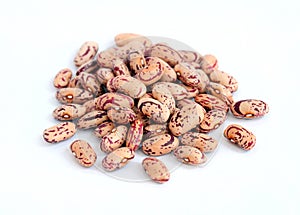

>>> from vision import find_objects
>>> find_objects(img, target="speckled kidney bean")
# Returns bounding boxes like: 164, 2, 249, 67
113, 58, 131, 76
146, 43, 182, 66
209, 70, 238, 93
82, 98, 98, 112
76, 59, 99, 76
106, 75, 147, 98
142, 157, 170, 183
95, 67, 115, 84
70, 140, 97, 167
178, 50, 202, 63
128, 51, 146, 72
230, 99, 269, 119
154, 82, 188, 100
52, 104, 86, 121
174, 63, 208, 92
152, 83, 176, 114
181, 132, 218, 152
94, 121, 115, 138
137, 98, 170, 123
68, 76, 81, 88
126, 119, 144, 151
142, 134, 179, 156
198, 109, 227, 133
100, 125, 128, 153
176, 99, 200, 109
173, 145, 207, 165
43, 122, 76, 143
56, 87, 93, 104
169, 103, 205, 136
102, 147, 135, 171
206, 82, 234, 105
116, 41, 146, 60
77, 110, 108, 129
53, 68, 73, 89
114, 33, 152, 48
179, 84, 199, 98
224, 124, 256, 151
194, 93, 229, 112
74, 41, 98, 67
95, 93, 134, 110
97, 47, 118, 69
107, 106, 136, 124
144, 124, 168, 139
144, 57, 177, 82
78, 72, 101, 96
200, 54, 218, 74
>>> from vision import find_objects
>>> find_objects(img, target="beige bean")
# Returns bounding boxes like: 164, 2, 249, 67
152, 83, 176, 114
142, 157, 170, 183
107, 106, 137, 124
74, 41, 98, 67
114, 33, 152, 48
77, 110, 108, 129
76, 59, 99, 76
128, 51, 146, 72
53, 68, 73, 89
181, 132, 218, 152
113, 59, 131, 76
102, 147, 135, 171
43, 122, 76, 143
230, 99, 269, 119
142, 134, 179, 156
52, 104, 86, 121
144, 124, 168, 139
194, 93, 229, 112
97, 47, 118, 69
146, 43, 182, 66
68, 76, 81, 88
78, 72, 101, 96
180, 84, 199, 98
206, 82, 234, 105
209, 70, 238, 92
94, 121, 115, 138
224, 124, 256, 151
95, 68, 115, 84
70, 140, 97, 167
82, 98, 98, 112
199, 109, 227, 133
100, 126, 128, 153
178, 50, 202, 64
126, 119, 144, 151
174, 145, 207, 165
137, 98, 170, 123
56, 88, 93, 104
200, 54, 218, 74
153, 82, 188, 100
116, 41, 146, 60
95, 93, 134, 110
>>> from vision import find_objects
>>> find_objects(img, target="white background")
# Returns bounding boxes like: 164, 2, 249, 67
0, 0, 299, 214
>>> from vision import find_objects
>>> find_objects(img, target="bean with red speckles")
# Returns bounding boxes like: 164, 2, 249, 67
209, 70, 238, 93
70, 140, 97, 167
224, 124, 256, 151
128, 51, 146, 72
144, 57, 177, 82
56, 87, 93, 104
142, 134, 179, 156
53, 68, 73, 89
201, 54, 218, 74
126, 119, 144, 151
144, 124, 169, 139
206, 82, 234, 105
82, 98, 98, 112
76, 59, 99, 76
77, 110, 108, 129
137, 98, 170, 123
78, 72, 101, 96
198, 109, 227, 133
153, 82, 188, 100
95, 93, 134, 110
43, 122, 76, 143
146, 43, 182, 66
152, 83, 176, 114
114, 33, 152, 48
100, 125, 128, 153
95, 68, 115, 84
107, 106, 137, 124
94, 121, 115, 138
102, 147, 135, 171
113, 59, 131, 76
194, 94, 229, 112
74, 41, 98, 67
178, 50, 202, 64
181, 132, 218, 153
230, 99, 269, 119
53, 104, 86, 121
173, 145, 207, 165
142, 157, 170, 183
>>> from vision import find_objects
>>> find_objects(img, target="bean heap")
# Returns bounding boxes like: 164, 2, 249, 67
43, 33, 269, 183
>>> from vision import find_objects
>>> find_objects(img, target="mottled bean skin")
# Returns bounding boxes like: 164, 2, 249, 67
95, 93, 134, 110
56, 88, 93, 104
102, 147, 135, 171
100, 126, 128, 153
74, 41, 98, 67
169, 103, 205, 136
114, 33, 152, 48
178, 50, 202, 64
144, 57, 177, 82
230, 99, 269, 119
199, 109, 227, 133
116, 41, 146, 60
97, 47, 118, 69
107, 106, 137, 124
126, 119, 144, 151
43, 122, 76, 143
195, 93, 229, 112
94, 121, 115, 138
142, 134, 179, 156
77, 110, 108, 129
142, 157, 170, 183
76, 59, 99, 76
152, 83, 176, 114
209, 70, 238, 93
173, 145, 207, 165
200, 54, 218, 74
224, 124, 256, 150
68, 76, 81, 88
95, 68, 115, 84
106, 75, 147, 98
206, 82, 234, 105
153, 82, 188, 100
138, 98, 170, 123
70, 140, 97, 167
181, 132, 218, 152
180, 84, 199, 98
79, 72, 101, 96
144, 124, 169, 139
146, 43, 182, 66
82, 98, 98, 112
113, 59, 131, 76
52, 104, 86, 121
128, 51, 146, 72
53, 68, 72, 89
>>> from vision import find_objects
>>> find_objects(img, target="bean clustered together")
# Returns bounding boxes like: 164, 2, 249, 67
43, 33, 269, 183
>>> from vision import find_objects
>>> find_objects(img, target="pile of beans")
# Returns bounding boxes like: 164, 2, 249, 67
43, 33, 269, 183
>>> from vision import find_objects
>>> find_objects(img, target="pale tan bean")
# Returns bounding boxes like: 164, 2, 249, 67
178, 50, 202, 63
114, 33, 152, 48
144, 124, 169, 139
76, 59, 99, 76
82, 98, 98, 112
142, 157, 170, 183
102, 147, 135, 171
116, 41, 146, 60
43, 122, 76, 143
70, 140, 97, 167
107, 106, 137, 124
95, 68, 115, 84
97, 47, 118, 69
56, 88, 93, 104
206, 82, 234, 105
180, 84, 199, 98
78, 72, 101, 96
142, 134, 179, 156
146, 43, 182, 66
174, 145, 207, 165
209, 70, 238, 92
230, 99, 269, 119
53, 68, 72, 89
199, 109, 227, 133
95, 93, 134, 110
126, 119, 144, 151
100, 125, 128, 153
153, 82, 188, 100
94, 121, 115, 138
74, 41, 98, 67
152, 83, 176, 114
181, 132, 218, 152
77, 110, 108, 129
128, 51, 146, 72
194, 93, 229, 112
137, 98, 170, 123
113, 59, 131, 76
200, 54, 218, 74
52, 104, 86, 121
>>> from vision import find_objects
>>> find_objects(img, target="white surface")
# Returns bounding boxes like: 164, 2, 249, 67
0, 0, 299, 214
